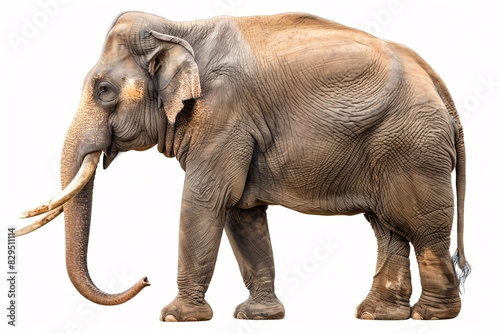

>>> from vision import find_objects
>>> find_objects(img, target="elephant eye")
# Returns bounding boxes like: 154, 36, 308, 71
95, 81, 118, 107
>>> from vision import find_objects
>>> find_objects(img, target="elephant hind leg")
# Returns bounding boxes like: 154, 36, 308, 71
225, 206, 285, 320
381, 170, 461, 320
411, 245, 461, 320
410, 207, 461, 320
356, 214, 412, 320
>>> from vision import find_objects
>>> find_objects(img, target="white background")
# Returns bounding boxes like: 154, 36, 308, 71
1, 1, 499, 333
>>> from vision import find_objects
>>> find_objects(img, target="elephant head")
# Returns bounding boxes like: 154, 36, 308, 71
18, 13, 201, 305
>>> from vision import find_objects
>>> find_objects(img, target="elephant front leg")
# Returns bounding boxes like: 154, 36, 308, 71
356, 214, 412, 320
160, 201, 224, 322
225, 206, 285, 320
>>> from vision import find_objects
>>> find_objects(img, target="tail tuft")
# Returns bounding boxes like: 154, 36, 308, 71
452, 248, 471, 294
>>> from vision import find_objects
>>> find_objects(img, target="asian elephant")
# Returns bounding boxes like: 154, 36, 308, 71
19, 12, 470, 321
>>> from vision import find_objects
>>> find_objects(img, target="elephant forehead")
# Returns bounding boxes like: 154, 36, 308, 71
121, 78, 144, 101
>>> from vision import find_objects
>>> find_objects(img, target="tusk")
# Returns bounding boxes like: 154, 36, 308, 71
19, 151, 101, 219
15, 206, 64, 236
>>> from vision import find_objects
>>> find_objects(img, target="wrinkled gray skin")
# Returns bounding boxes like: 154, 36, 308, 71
46, 12, 470, 321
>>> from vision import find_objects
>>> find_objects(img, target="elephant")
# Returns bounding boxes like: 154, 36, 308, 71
19, 11, 471, 322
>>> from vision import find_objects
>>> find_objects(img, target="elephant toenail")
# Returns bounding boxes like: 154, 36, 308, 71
236, 312, 248, 319
411, 312, 423, 320
163, 314, 179, 322
360, 312, 375, 320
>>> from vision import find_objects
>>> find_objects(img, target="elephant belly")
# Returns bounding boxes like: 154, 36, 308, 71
237, 181, 367, 216
236, 152, 371, 216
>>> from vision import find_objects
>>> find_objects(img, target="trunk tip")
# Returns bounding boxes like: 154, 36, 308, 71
142, 277, 151, 286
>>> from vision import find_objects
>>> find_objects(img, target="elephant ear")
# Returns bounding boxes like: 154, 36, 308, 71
147, 31, 202, 126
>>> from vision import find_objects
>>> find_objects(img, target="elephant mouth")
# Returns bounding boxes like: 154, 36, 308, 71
16, 151, 102, 236
103, 144, 119, 169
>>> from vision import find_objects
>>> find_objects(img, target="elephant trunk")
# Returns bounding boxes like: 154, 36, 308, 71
19, 89, 150, 305
60, 132, 149, 305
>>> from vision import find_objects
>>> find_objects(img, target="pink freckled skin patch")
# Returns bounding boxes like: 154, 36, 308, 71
122, 79, 144, 101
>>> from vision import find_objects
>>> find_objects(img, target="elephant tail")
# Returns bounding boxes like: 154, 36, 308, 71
451, 128, 471, 292
393, 41, 472, 290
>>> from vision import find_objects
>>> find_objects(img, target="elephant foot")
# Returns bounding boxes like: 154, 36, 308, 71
411, 296, 461, 320
160, 296, 213, 322
355, 298, 411, 320
411, 247, 462, 320
234, 295, 285, 320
